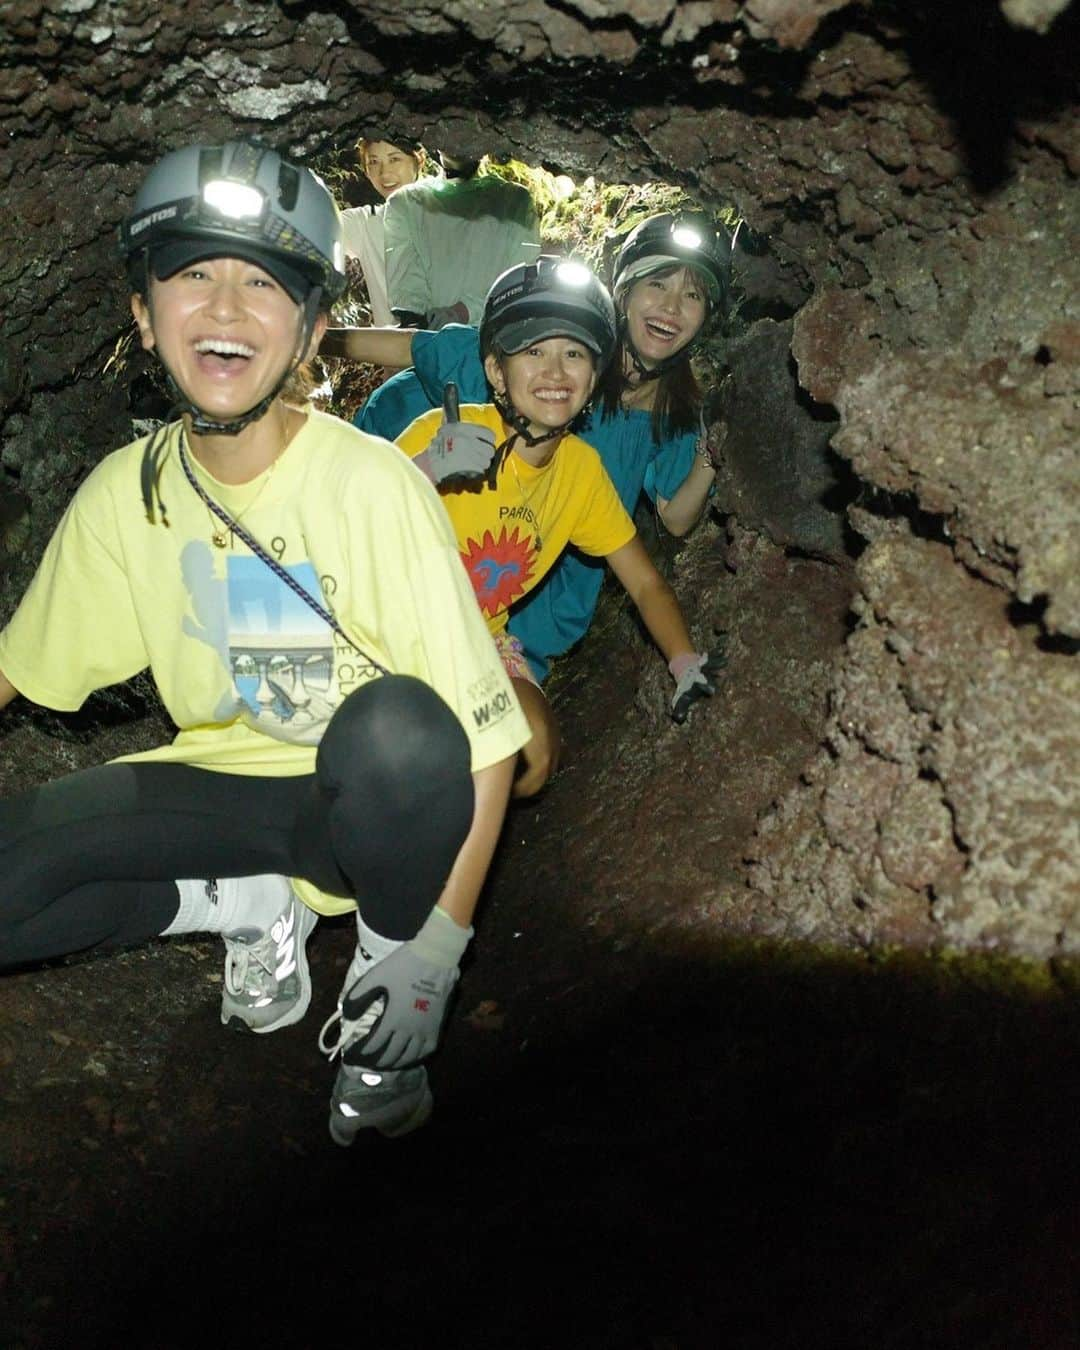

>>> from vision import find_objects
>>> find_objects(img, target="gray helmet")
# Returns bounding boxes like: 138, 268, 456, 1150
479, 255, 618, 371
120, 141, 346, 302
612, 211, 728, 311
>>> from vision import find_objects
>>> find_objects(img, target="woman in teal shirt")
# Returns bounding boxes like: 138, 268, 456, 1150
325, 211, 729, 679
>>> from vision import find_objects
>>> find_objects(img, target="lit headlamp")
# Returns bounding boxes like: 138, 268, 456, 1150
670, 224, 704, 250
201, 179, 267, 224
554, 260, 592, 288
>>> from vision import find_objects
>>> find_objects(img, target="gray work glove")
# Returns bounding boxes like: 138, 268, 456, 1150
669, 641, 727, 724
337, 908, 473, 1070
414, 382, 496, 487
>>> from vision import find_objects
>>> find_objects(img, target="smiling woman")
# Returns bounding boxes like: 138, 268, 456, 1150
360, 138, 422, 200
338, 134, 424, 328
622, 267, 707, 368
131, 257, 312, 477
393, 255, 719, 798
331, 208, 733, 687
0, 139, 531, 1146
121, 142, 343, 448
598, 210, 727, 440
486, 336, 598, 439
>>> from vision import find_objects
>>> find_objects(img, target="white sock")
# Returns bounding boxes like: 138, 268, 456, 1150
163, 874, 292, 937
334, 913, 403, 1009
353, 911, 403, 967
328, 913, 404, 1046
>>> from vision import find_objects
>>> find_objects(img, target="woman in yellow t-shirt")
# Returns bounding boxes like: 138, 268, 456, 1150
396, 256, 721, 798
324, 210, 731, 682
0, 141, 530, 1145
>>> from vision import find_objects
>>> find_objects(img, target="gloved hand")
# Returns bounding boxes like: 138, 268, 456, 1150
669, 640, 727, 724
414, 382, 496, 488
337, 907, 472, 1070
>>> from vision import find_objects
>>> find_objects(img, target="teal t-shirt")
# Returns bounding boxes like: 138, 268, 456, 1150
356, 324, 697, 679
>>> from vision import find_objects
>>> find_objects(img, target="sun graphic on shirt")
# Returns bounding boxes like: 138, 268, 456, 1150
461, 526, 537, 617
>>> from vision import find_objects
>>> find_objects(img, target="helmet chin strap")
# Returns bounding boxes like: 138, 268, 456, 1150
618, 295, 712, 383
624, 340, 664, 385
489, 344, 599, 453
488, 388, 598, 485
619, 310, 676, 385
492, 391, 575, 450
154, 287, 323, 438
139, 286, 322, 527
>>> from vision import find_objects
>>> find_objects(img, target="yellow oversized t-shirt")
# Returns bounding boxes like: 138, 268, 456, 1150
0, 411, 530, 913
396, 404, 636, 634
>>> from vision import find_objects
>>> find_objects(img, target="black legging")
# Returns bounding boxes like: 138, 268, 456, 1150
0, 676, 475, 969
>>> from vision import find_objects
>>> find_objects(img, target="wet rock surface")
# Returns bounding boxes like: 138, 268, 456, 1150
1, 0, 1078, 1343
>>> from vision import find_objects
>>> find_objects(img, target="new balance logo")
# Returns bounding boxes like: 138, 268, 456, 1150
270, 910, 298, 980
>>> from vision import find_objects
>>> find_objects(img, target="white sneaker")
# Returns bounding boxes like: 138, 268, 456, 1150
319, 936, 431, 1142
220, 883, 318, 1034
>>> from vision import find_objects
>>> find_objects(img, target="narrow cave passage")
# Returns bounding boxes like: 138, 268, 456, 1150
1, 1, 1077, 1346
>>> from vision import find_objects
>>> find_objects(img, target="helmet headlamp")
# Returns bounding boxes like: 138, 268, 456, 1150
201, 179, 266, 223
670, 224, 703, 250
554, 260, 592, 288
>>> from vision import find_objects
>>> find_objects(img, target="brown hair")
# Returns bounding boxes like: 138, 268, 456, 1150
281, 296, 334, 405
281, 362, 318, 406
597, 340, 702, 444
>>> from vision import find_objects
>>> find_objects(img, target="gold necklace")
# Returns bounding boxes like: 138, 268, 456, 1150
205, 460, 279, 548
507, 452, 546, 553
194, 411, 292, 549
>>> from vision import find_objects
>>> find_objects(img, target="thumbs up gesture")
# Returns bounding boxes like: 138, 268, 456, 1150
415, 382, 497, 490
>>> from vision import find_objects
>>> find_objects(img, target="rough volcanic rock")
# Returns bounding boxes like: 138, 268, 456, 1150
2, 7, 1079, 1341
0, 0, 1077, 963
707, 317, 848, 557
741, 0, 861, 49
747, 513, 1079, 957
1001, 0, 1075, 32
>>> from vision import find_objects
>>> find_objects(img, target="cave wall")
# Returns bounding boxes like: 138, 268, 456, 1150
1, 0, 1076, 958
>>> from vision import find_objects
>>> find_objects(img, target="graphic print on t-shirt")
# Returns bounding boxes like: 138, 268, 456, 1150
226, 555, 336, 729
461, 525, 536, 618
180, 540, 338, 743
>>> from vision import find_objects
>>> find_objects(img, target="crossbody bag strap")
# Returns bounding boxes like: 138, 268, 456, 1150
177, 436, 390, 679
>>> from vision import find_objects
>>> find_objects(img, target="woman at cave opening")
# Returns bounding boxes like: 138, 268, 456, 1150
389, 254, 721, 799
339, 130, 423, 328
322, 210, 729, 683
0, 140, 529, 1145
